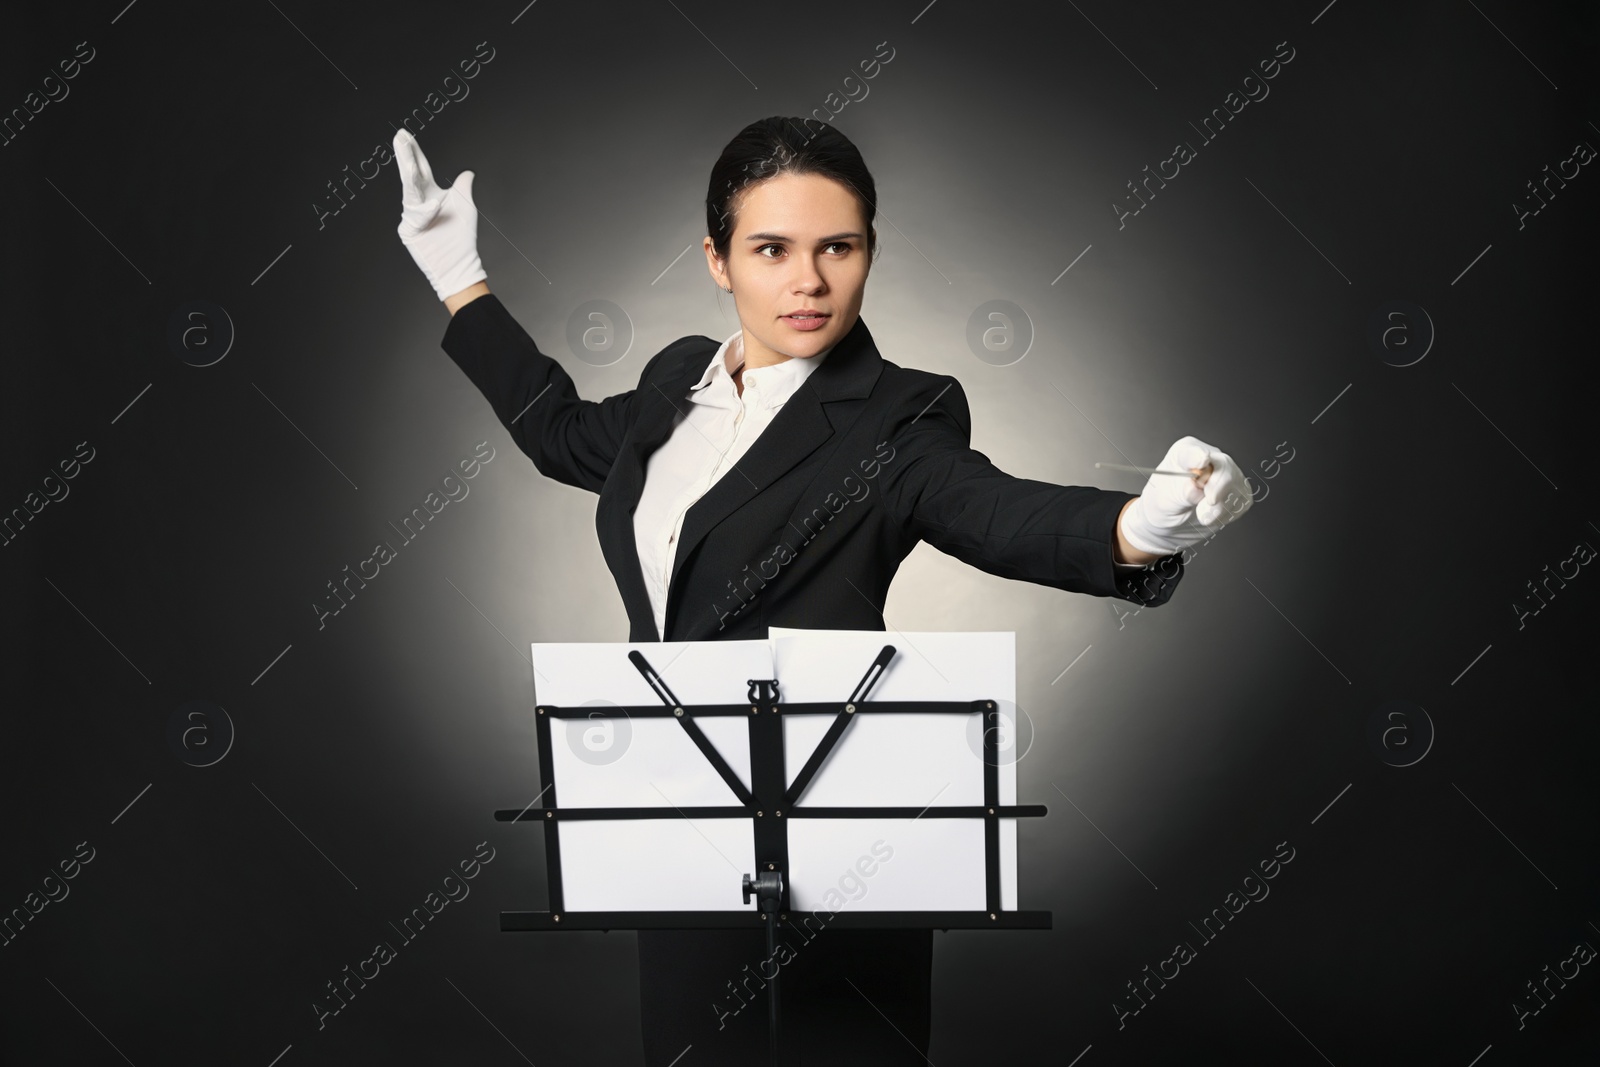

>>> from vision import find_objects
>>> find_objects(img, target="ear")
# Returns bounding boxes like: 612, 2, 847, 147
702, 235, 728, 288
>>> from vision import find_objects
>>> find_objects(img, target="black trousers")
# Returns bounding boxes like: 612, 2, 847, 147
637, 928, 932, 1066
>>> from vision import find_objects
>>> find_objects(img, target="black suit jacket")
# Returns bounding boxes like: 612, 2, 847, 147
440, 294, 1182, 643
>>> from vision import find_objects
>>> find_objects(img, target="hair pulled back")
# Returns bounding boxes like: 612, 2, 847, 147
704, 116, 879, 267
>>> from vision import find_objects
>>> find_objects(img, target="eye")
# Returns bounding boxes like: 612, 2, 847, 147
754, 242, 853, 258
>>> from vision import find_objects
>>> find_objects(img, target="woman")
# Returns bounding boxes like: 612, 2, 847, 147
395, 116, 1250, 1065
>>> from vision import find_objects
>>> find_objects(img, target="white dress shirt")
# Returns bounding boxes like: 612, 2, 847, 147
634, 328, 835, 639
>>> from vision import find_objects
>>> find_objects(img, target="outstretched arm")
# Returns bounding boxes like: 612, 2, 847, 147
876, 373, 1165, 602
876, 374, 1252, 606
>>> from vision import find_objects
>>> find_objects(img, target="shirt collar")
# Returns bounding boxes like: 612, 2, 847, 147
688, 328, 834, 409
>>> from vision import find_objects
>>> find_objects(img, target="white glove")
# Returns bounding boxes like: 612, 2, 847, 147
394, 129, 487, 301
1118, 435, 1253, 554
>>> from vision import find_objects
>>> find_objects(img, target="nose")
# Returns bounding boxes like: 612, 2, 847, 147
790, 255, 826, 293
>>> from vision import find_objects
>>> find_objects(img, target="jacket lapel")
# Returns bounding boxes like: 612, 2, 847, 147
666, 315, 882, 634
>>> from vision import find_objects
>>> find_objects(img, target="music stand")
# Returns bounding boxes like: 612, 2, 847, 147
495, 629, 1051, 1066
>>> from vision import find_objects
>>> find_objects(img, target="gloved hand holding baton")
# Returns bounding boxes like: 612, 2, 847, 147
1111, 435, 1253, 557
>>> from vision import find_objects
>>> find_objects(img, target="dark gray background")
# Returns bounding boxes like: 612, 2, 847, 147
4, 1, 1596, 1063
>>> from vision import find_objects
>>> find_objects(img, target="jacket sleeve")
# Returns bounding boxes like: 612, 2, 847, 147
875, 372, 1183, 606
440, 293, 668, 494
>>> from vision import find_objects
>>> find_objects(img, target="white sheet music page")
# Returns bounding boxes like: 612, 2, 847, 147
532, 639, 768, 911
767, 628, 1018, 912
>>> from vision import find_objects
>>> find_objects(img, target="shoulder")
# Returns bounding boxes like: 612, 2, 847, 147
873, 359, 973, 429
636, 333, 718, 386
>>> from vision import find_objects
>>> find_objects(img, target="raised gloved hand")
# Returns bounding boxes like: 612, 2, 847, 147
394, 129, 487, 301
1118, 435, 1253, 555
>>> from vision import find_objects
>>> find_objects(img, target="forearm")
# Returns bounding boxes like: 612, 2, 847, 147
440, 291, 664, 494
445, 280, 492, 317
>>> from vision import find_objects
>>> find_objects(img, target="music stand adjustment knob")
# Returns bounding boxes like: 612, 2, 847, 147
742, 869, 783, 912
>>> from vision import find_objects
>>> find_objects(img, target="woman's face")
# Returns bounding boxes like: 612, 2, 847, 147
703, 171, 871, 370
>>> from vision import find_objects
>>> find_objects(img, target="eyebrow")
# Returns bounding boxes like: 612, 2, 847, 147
744, 231, 864, 243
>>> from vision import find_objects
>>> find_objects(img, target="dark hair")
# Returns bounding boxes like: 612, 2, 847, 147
704, 116, 879, 267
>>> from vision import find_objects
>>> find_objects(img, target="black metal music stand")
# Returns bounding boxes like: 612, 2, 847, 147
495, 642, 1051, 1066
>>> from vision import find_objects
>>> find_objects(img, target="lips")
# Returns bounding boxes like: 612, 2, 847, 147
782, 310, 830, 332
